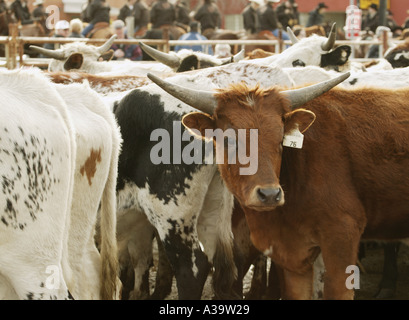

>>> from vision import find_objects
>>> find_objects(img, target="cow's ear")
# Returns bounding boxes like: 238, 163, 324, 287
99, 49, 114, 61
64, 53, 84, 70
321, 45, 351, 68
182, 112, 215, 140
284, 109, 316, 134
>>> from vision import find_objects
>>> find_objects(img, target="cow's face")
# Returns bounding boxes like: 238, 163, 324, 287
29, 35, 116, 73
146, 71, 349, 211
181, 84, 315, 211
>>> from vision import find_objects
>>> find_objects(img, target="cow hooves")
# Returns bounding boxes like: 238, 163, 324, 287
374, 288, 395, 299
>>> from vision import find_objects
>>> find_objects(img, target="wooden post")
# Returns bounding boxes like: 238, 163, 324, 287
381, 30, 388, 58
7, 23, 18, 69
162, 27, 170, 53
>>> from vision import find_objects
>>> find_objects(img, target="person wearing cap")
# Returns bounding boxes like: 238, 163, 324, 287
193, 0, 221, 33
81, 0, 111, 37
110, 19, 142, 61
42, 20, 70, 52
361, 3, 379, 33
242, 0, 262, 35
306, 2, 328, 27
10, 0, 32, 25
174, 21, 213, 54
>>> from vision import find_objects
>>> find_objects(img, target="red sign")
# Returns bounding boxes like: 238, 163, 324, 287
345, 5, 362, 39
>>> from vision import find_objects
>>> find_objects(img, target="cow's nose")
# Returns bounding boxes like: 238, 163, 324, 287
257, 187, 282, 204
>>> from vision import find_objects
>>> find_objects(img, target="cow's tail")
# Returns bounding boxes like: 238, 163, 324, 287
99, 122, 122, 300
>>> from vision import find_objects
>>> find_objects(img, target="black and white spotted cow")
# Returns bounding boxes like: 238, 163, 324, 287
0, 69, 121, 300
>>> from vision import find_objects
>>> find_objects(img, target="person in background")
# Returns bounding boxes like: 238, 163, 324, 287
150, 0, 176, 29
0, 0, 7, 14
69, 18, 84, 38
242, 0, 263, 35
403, 10, 409, 30
174, 21, 213, 54
32, 0, 47, 19
361, 3, 379, 33
81, 0, 110, 37
43, 20, 70, 51
257, 0, 291, 43
118, 0, 136, 22
133, 0, 150, 36
10, 0, 32, 25
175, 0, 191, 31
306, 2, 327, 27
276, 0, 299, 30
110, 19, 142, 61
193, 0, 221, 33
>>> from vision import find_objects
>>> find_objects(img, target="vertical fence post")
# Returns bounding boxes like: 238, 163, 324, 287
7, 23, 18, 69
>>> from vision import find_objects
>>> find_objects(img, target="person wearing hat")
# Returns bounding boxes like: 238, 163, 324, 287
306, 2, 328, 27
257, 0, 280, 33
242, 0, 263, 35
193, 0, 221, 33
42, 20, 70, 52
361, 3, 380, 33
174, 21, 213, 54
110, 19, 143, 61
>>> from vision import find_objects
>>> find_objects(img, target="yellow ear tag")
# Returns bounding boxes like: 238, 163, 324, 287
283, 126, 304, 149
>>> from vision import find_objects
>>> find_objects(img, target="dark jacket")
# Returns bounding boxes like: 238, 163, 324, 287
10, 0, 32, 24
306, 8, 324, 27
257, 3, 278, 32
276, 2, 298, 29
150, 0, 176, 29
87, 0, 110, 24
32, 4, 47, 19
242, 5, 258, 34
134, 1, 150, 29
117, 4, 133, 22
175, 3, 190, 27
361, 12, 380, 33
193, 2, 221, 32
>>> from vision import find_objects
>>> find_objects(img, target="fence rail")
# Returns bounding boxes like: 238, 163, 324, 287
0, 24, 402, 70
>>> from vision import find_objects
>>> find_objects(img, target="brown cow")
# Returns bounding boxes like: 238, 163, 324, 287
147, 71, 409, 299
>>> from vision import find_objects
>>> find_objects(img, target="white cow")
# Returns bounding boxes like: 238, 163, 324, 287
0, 69, 121, 300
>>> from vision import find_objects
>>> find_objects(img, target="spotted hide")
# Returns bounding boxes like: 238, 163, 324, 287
0, 69, 76, 299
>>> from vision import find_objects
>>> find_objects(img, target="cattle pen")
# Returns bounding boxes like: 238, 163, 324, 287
0, 24, 403, 70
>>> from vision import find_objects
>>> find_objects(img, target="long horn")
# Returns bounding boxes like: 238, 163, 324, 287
283, 72, 350, 109
147, 73, 218, 114
286, 26, 299, 44
29, 45, 66, 60
97, 34, 117, 53
321, 22, 337, 51
139, 42, 181, 68
219, 49, 246, 64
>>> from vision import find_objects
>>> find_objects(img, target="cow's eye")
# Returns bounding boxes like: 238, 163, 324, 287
292, 59, 306, 67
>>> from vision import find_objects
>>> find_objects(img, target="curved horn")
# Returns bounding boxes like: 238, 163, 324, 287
147, 73, 218, 114
97, 34, 117, 53
29, 45, 66, 60
286, 26, 299, 44
219, 49, 246, 64
283, 72, 350, 109
321, 22, 337, 51
139, 42, 181, 68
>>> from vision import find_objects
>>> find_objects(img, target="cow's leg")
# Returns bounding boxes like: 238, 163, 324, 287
375, 242, 400, 299
281, 267, 314, 300
245, 255, 267, 299
319, 222, 361, 300
150, 234, 174, 300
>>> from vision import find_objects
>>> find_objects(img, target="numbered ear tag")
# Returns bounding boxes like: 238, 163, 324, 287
283, 127, 304, 149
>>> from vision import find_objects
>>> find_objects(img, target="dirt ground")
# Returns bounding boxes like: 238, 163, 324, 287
149, 242, 409, 300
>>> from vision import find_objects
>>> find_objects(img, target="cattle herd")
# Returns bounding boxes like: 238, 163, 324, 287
1, 22, 409, 300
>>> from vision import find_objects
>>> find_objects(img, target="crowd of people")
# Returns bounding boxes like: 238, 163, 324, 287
2, 0, 409, 61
